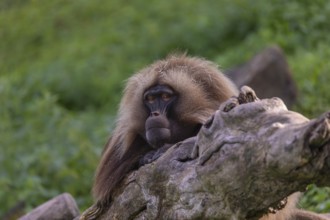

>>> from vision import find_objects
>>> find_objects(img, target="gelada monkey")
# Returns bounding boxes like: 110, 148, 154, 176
93, 54, 237, 205
82, 54, 329, 220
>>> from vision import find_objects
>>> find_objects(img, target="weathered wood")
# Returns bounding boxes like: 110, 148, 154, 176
227, 46, 297, 108
81, 87, 330, 220
18, 193, 79, 220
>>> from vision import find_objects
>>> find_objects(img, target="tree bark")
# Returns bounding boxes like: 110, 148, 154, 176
88, 87, 330, 220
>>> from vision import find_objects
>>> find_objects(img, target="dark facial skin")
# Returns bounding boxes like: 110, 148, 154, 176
143, 84, 201, 150
143, 85, 176, 148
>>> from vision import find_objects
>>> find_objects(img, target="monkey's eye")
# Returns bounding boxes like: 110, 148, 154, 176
161, 93, 172, 101
146, 95, 156, 103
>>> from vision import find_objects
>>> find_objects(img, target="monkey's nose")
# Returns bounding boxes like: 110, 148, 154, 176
151, 111, 160, 117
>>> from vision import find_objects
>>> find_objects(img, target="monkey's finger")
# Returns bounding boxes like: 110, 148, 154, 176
238, 85, 259, 104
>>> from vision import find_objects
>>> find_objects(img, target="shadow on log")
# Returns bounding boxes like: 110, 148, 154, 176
87, 87, 330, 220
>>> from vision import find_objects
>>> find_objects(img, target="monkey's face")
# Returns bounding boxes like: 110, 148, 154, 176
143, 84, 176, 148
143, 84, 202, 149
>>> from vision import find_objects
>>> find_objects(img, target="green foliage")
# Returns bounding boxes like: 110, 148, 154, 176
289, 45, 330, 117
0, 73, 111, 212
1, 0, 330, 217
0, 0, 262, 111
299, 185, 330, 213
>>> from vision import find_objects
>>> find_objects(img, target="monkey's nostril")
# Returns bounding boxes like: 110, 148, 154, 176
151, 111, 160, 117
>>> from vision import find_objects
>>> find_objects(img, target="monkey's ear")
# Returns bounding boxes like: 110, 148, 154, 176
93, 135, 151, 203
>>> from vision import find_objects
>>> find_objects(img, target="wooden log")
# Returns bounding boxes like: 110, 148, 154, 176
80, 87, 330, 220
18, 193, 79, 220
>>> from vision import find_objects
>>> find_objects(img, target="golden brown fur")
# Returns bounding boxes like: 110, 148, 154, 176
92, 54, 238, 204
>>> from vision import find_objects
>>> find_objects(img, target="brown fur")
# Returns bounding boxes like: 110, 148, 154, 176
92, 54, 238, 204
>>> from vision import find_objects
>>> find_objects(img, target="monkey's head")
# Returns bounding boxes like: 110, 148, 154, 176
118, 54, 238, 151
93, 54, 238, 205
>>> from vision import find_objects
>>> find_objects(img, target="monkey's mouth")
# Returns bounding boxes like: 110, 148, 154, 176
146, 127, 171, 148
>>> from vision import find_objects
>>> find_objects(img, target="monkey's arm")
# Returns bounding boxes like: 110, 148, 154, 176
139, 144, 173, 166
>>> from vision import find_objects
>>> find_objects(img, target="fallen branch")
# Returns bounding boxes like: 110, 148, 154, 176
90, 87, 330, 219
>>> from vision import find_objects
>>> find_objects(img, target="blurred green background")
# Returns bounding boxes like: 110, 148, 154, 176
1, 0, 330, 217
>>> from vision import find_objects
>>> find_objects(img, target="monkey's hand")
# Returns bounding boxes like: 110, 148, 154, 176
139, 144, 173, 166
223, 86, 259, 112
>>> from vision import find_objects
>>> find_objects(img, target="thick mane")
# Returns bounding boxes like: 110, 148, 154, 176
122, 54, 238, 125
